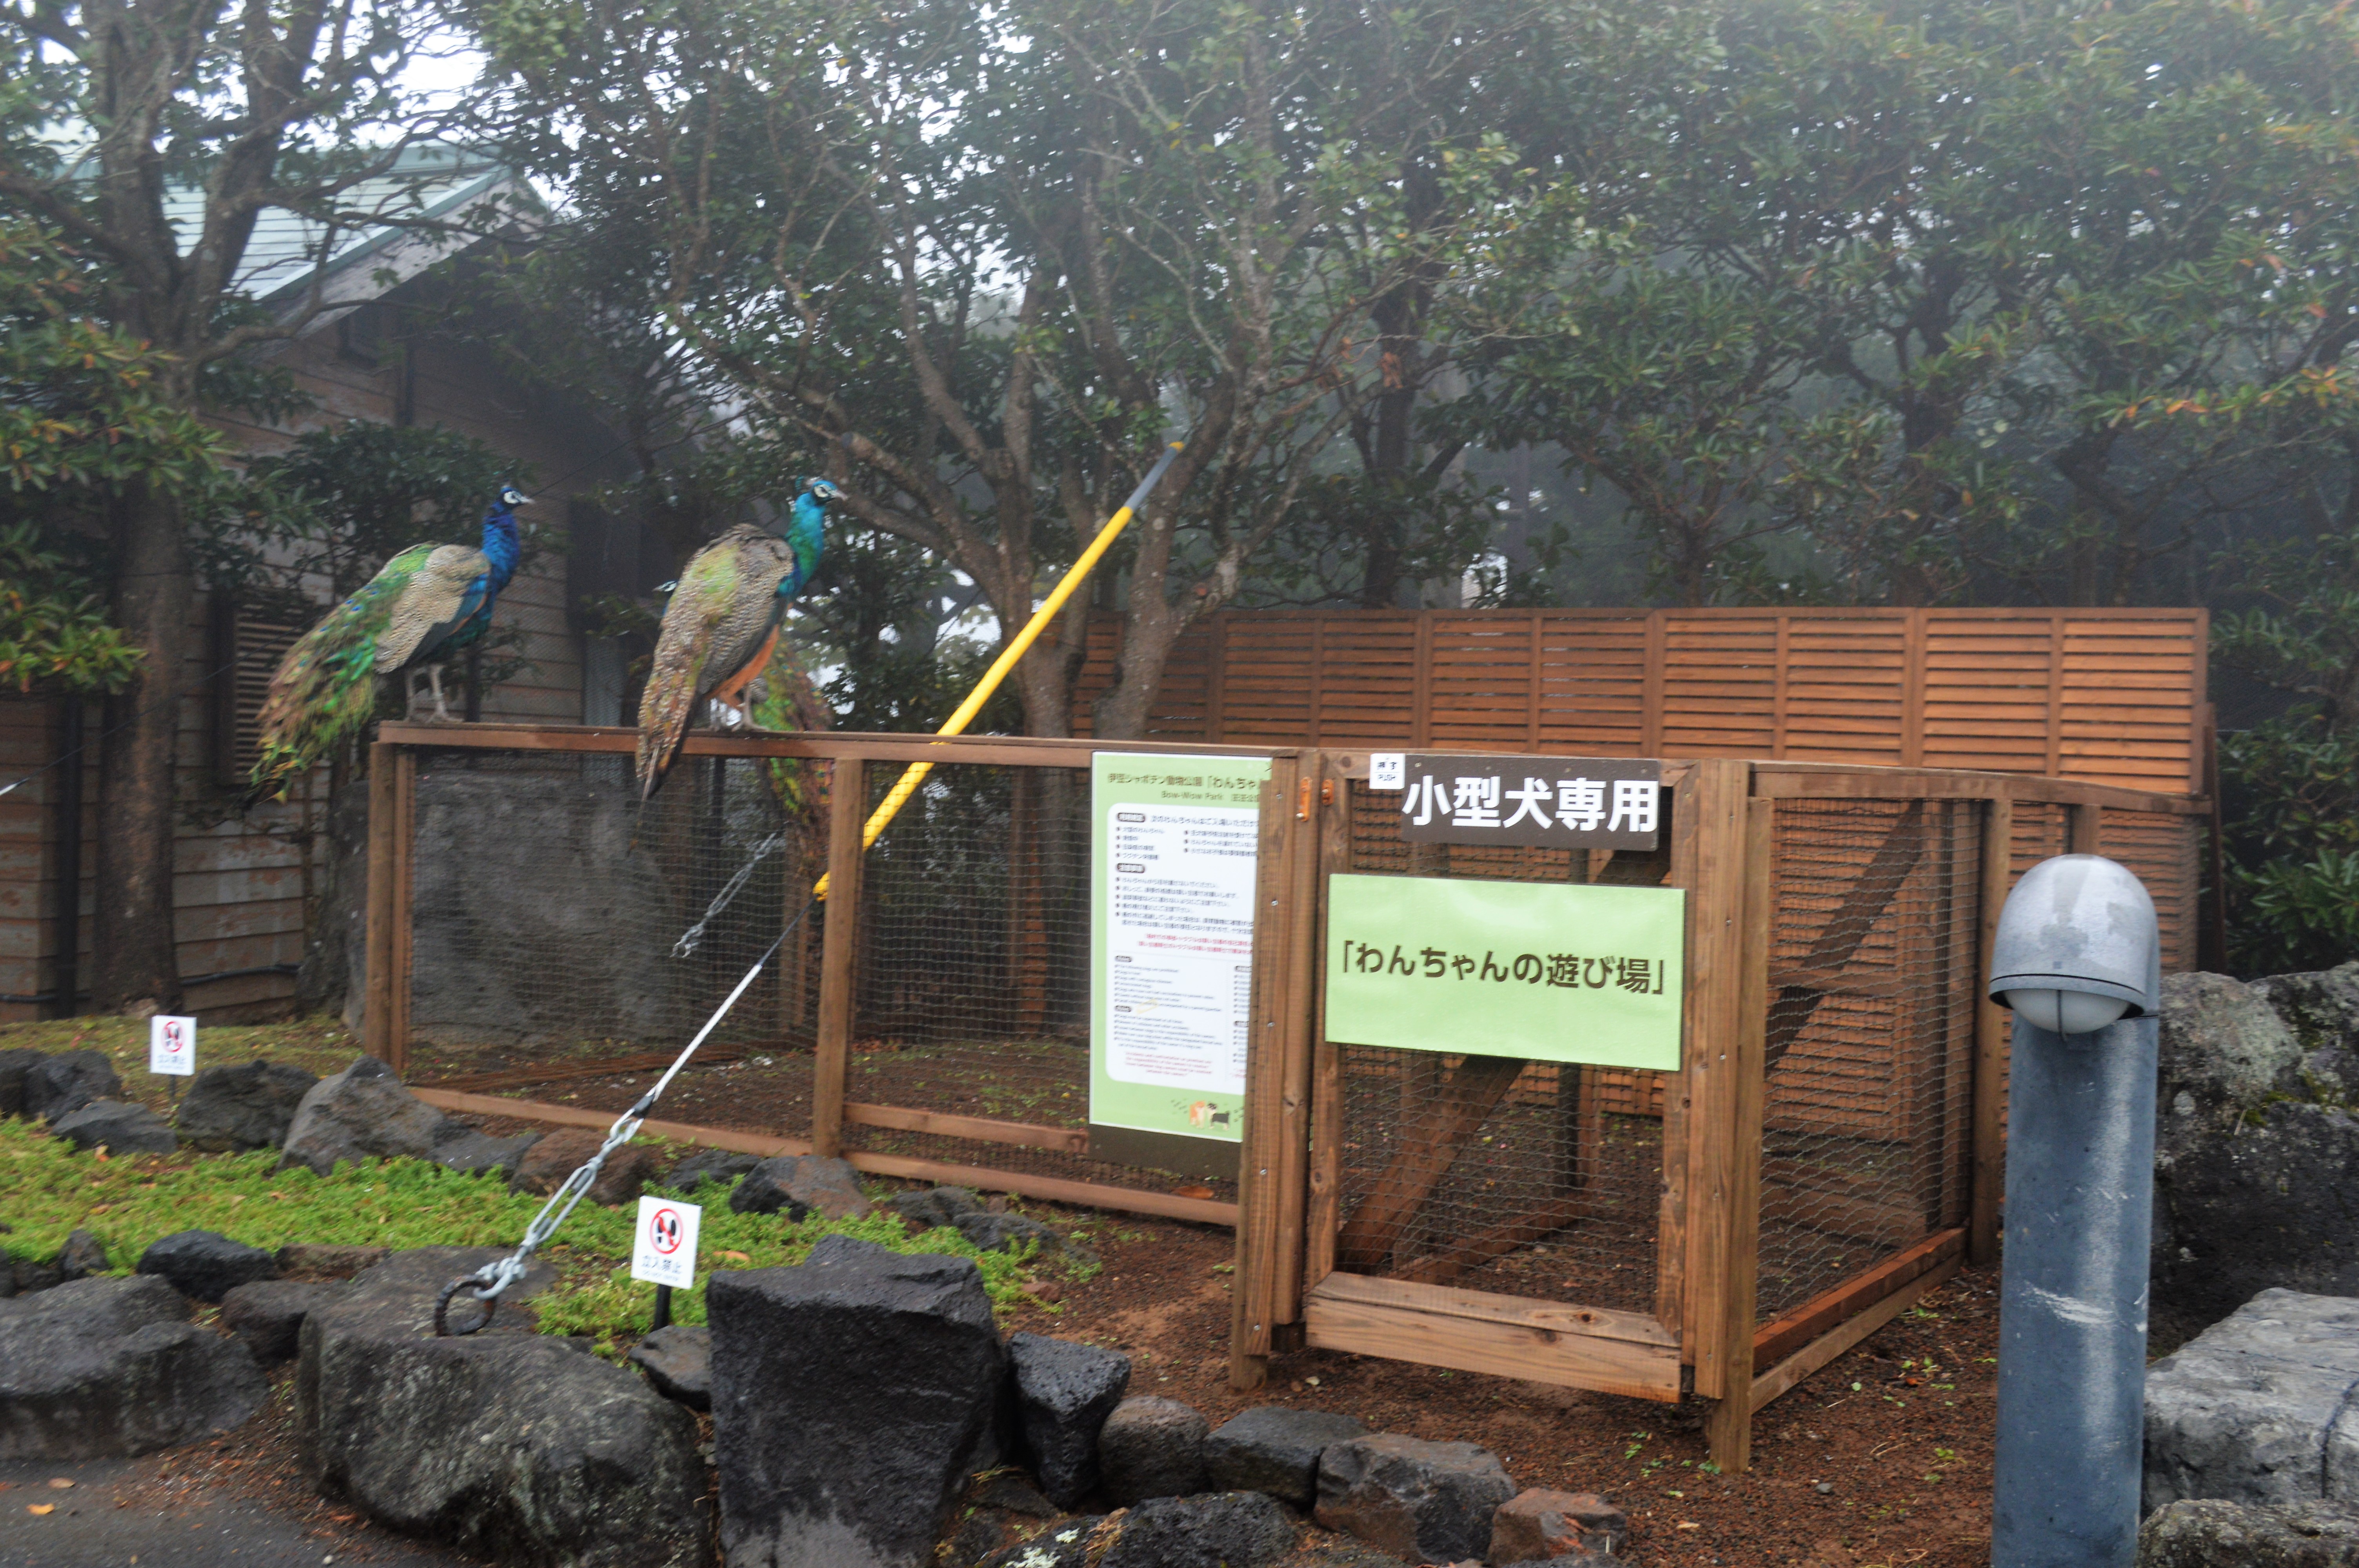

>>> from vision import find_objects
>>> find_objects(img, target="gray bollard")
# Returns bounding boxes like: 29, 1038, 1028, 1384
1986, 854, 2161, 1568
1990, 1010, 2157, 1565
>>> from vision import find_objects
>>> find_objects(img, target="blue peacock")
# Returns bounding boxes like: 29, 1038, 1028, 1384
634, 475, 837, 801
248, 485, 530, 800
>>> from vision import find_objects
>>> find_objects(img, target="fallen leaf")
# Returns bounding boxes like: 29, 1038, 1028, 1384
28, 1504, 54, 1515
1171, 1183, 1216, 1201
717, 1250, 752, 1265
1677, 1521, 1701, 1531
46, 1479, 72, 1490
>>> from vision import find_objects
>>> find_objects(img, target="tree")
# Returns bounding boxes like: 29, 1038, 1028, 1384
0, 220, 219, 694
2, 0, 483, 1009
480, 0, 1541, 739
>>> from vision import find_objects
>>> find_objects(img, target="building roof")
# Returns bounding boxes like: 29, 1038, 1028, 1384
191, 143, 527, 307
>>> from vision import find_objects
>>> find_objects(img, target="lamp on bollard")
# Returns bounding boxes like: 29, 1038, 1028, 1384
1986, 854, 2162, 1568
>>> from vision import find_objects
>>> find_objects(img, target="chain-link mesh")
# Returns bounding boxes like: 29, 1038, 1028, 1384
399, 744, 1240, 1200
1328, 780, 1670, 1312
403, 747, 827, 1137
1756, 799, 1981, 1323
830, 762, 1223, 1197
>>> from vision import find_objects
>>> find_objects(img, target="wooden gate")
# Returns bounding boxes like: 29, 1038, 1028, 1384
1229, 753, 2206, 1472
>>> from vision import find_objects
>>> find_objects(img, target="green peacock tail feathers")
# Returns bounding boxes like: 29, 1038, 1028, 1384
246, 546, 434, 801
634, 539, 747, 802
748, 637, 831, 824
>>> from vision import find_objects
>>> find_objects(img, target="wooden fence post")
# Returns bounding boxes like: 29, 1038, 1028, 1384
1231, 755, 1303, 1390
1674, 759, 1750, 1384
1704, 792, 1773, 1474
388, 748, 416, 1075
361, 740, 398, 1060
1970, 794, 2014, 1267
812, 757, 865, 1160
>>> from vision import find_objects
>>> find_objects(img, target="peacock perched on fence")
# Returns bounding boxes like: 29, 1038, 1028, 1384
634, 475, 836, 802
247, 485, 530, 801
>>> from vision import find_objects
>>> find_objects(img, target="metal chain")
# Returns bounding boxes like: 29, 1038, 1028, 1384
436, 900, 812, 1335
672, 831, 785, 959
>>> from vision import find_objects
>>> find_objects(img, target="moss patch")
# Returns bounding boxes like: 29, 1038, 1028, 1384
0, 1118, 1048, 1352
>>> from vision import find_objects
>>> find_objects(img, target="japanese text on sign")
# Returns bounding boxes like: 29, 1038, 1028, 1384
1336, 940, 1666, 994
1090, 753, 1270, 1142
631, 1196, 701, 1289
1325, 875, 1684, 1071
1385, 755, 1662, 851
149, 1014, 196, 1077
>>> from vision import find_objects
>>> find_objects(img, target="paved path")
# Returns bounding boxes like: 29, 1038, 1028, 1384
0, 1458, 475, 1568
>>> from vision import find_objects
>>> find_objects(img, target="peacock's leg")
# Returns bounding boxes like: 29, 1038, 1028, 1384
402, 666, 424, 720
429, 664, 454, 723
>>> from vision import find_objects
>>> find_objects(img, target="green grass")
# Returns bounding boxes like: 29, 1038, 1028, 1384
0, 1119, 1052, 1352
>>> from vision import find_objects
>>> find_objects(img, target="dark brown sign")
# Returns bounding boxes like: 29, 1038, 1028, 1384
1377, 753, 1663, 850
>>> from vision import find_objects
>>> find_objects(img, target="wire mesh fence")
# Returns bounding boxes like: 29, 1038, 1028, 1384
1325, 779, 1670, 1313
1756, 798, 1981, 1323
402, 746, 828, 1136
830, 760, 1234, 1200
391, 737, 1252, 1205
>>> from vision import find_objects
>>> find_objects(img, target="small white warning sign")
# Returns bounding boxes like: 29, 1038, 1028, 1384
149, 1014, 196, 1077
631, 1196, 701, 1289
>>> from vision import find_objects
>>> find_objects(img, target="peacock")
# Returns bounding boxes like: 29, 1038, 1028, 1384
634, 475, 836, 802
247, 485, 530, 800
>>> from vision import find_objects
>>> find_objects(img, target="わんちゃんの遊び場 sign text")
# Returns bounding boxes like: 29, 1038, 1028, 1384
1325, 875, 1683, 1071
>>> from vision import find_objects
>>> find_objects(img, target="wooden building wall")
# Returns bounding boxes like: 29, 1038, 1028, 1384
1, 316, 631, 1025
1073, 607, 2210, 796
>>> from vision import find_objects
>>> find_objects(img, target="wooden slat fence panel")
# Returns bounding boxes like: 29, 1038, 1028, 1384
1076, 608, 2207, 796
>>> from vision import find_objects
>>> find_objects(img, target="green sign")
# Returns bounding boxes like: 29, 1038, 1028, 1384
1325, 874, 1685, 1070
1089, 753, 1272, 1142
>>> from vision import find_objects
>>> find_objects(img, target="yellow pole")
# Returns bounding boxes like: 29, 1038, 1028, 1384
816, 440, 1184, 898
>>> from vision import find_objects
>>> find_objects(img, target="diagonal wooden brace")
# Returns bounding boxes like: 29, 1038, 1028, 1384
1335, 1054, 1530, 1274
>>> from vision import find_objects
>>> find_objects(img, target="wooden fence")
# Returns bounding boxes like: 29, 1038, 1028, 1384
1074, 607, 2210, 795
360, 726, 2205, 1475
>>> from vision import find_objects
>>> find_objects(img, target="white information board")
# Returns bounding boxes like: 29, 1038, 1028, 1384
149, 1014, 196, 1077
1088, 753, 1269, 1140
631, 1196, 701, 1289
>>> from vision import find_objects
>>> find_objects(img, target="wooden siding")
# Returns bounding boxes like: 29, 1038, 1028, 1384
1075, 608, 2209, 795
2, 317, 630, 1022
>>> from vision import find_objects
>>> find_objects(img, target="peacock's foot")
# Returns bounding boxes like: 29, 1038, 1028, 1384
710, 701, 749, 732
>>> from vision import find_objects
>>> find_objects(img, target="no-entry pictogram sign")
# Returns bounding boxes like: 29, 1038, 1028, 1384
149, 1014, 196, 1077
631, 1196, 701, 1289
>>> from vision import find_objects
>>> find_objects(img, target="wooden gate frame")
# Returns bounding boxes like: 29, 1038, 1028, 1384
1236, 752, 2207, 1472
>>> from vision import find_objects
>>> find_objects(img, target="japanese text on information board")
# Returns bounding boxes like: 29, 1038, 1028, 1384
1090, 754, 1271, 1141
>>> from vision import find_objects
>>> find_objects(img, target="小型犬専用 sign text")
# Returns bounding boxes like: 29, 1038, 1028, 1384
1373, 754, 1662, 851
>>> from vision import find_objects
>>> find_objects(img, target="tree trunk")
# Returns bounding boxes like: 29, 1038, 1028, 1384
1092, 599, 1186, 741
91, 487, 190, 1013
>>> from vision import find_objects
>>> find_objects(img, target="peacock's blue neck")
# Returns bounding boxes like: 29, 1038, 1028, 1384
781, 492, 826, 594
480, 509, 522, 594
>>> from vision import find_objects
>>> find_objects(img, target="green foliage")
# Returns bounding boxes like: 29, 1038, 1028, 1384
241, 421, 527, 604
0, 522, 142, 694
0, 1119, 1050, 1350
0, 220, 231, 692
2214, 465, 2359, 972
